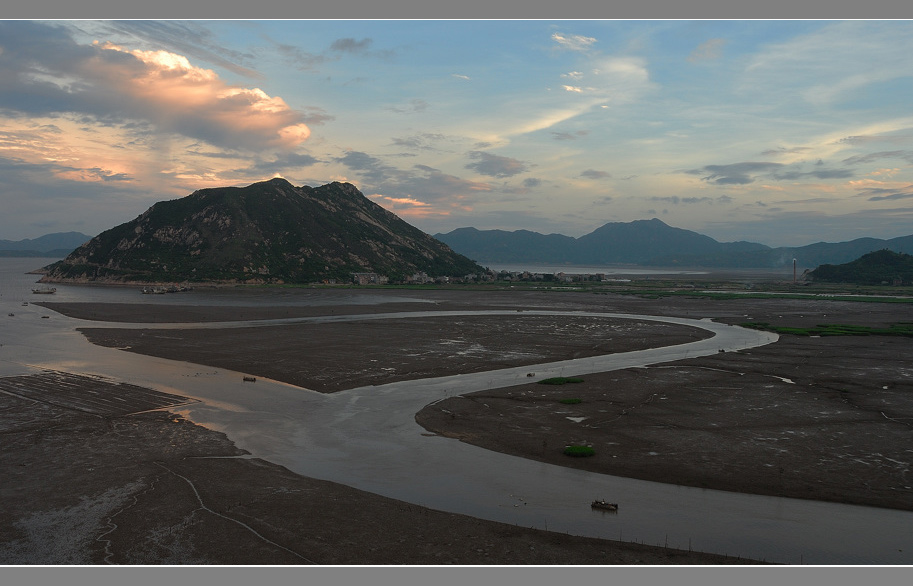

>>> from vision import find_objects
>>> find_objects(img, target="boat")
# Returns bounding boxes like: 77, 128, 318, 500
243, 376, 257, 382
31, 287, 56, 294
591, 499, 618, 512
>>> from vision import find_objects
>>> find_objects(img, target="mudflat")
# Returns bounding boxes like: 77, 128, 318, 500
6, 287, 912, 564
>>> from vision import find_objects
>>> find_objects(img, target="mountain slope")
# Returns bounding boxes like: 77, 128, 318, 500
42, 178, 483, 284
575, 218, 734, 264
437, 227, 577, 264
809, 249, 913, 285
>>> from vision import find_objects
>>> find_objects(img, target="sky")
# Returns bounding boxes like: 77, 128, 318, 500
1, 19, 913, 247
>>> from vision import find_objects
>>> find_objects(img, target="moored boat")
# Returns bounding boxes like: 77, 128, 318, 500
591, 499, 618, 511
31, 287, 56, 294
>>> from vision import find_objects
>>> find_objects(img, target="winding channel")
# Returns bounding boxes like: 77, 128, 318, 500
2, 269, 912, 564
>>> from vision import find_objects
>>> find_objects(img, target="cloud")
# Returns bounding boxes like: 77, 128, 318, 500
387, 99, 429, 114
741, 21, 913, 107
74, 21, 265, 80
390, 133, 448, 151
858, 184, 913, 201
761, 146, 812, 157
579, 169, 611, 180
838, 134, 913, 145
648, 196, 730, 205
333, 151, 492, 207
276, 43, 329, 71
551, 130, 589, 141
55, 167, 133, 183
276, 36, 392, 71
688, 38, 726, 63
842, 151, 913, 165
329, 38, 373, 54
334, 150, 396, 185
686, 162, 784, 185
465, 151, 528, 178
551, 33, 597, 52
500, 177, 543, 195
686, 160, 854, 185
237, 153, 321, 176
564, 56, 653, 105
772, 168, 855, 181
0, 22, 317, 152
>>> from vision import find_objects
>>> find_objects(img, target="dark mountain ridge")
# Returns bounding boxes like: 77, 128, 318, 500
42, 178, 483, 284
436, 221, 913, 269
0, 232, 92, 258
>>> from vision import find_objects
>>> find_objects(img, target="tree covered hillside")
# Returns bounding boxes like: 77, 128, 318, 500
809, 249, 913, 285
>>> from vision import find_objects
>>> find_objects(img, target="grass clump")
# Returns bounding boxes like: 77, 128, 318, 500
563, 445, 595, 457
538, 377, 584, 385
558, 398, 582, 404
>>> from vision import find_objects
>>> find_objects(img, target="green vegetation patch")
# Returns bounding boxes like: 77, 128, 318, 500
741, 322, 913, 337
538, 377, 584, 385
558, 398, 583, 404
563, 445, 595, 457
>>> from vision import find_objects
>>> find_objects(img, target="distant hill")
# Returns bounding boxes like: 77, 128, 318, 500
435, 221, 913, 269
437, 227, 577, 264
0, 232, 92, 258
42, 179, 483, 284
808, 249, 913, 285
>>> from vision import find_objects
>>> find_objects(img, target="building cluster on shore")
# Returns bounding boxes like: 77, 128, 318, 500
347, 269, 621, 286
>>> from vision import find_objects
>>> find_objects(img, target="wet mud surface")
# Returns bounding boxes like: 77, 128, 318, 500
9, 288, 913, 564
76, 315, 710, 393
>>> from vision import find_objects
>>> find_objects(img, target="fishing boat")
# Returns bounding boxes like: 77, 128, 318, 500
591, 499, 618, 512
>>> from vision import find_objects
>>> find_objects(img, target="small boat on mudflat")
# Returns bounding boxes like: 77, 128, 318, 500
591, 499, 618, 512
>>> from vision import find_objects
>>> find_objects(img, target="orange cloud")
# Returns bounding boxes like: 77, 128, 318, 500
92, 42, 312, 151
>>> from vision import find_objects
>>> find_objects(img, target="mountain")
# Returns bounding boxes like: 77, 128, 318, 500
0, 232, 92, 258
435, 221, 913, 269
437, 227, 577, 264
436, 219, 771, 267
574, 218, 756, 264
41, 178, 484, 284
808, 249, 913, 285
